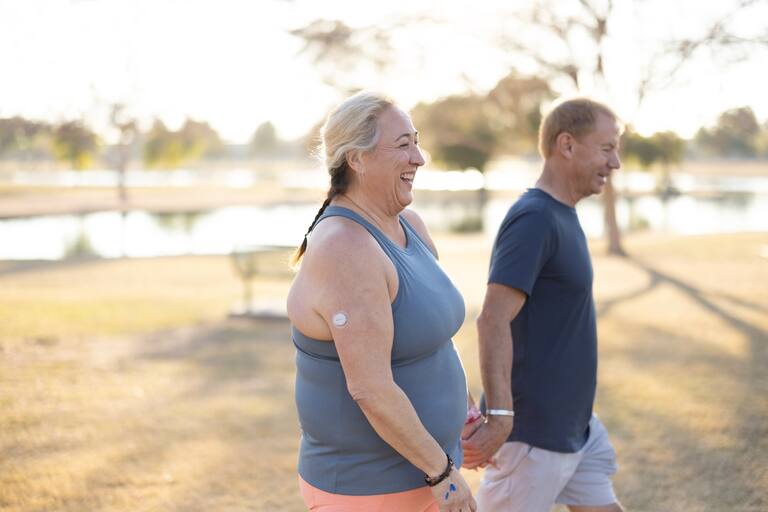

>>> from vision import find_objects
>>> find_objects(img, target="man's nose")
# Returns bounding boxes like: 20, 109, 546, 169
610, 153, 621, 170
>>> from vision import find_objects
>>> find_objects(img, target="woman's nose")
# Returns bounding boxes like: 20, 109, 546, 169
412, 146, 426, 166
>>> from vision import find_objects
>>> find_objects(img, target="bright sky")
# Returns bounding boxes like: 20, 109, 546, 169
1, 0, 767, 143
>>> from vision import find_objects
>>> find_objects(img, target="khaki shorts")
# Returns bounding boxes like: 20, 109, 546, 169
477, 414, 618, 512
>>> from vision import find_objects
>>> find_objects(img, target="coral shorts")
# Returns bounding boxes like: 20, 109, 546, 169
299, 475, 439, 512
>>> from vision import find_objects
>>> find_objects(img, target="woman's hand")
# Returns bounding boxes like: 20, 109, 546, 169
429, 468, 476, 512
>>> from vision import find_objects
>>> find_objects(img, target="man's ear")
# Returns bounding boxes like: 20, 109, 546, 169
555, 132, 575, 159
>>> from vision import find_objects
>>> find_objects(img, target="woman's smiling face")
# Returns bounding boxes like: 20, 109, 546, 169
357, 106, 426, 211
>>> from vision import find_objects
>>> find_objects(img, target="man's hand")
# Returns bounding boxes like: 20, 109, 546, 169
461, 416, 513, 470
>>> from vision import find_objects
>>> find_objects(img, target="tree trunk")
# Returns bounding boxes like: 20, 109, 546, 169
118, 166, 127, 206
477, 184, 488, 216
473, 172, 488, 233
602, 175, 625, 256
116, 145, 129, 208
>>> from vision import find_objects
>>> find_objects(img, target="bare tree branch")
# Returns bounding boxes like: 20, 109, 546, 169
289, 15, 438, 94
637, 0, 768, 106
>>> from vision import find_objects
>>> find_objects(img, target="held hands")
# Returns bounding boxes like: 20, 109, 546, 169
461, 406, 484, 441
461, 414, 513, 470
429, 468, 476, 512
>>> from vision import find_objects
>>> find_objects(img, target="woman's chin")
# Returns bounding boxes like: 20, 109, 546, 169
396, 191, 414, 208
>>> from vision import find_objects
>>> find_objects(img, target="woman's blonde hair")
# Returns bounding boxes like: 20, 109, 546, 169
290, 91, 396, 267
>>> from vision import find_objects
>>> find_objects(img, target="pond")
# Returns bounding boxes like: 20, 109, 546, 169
1, 191, 766, 260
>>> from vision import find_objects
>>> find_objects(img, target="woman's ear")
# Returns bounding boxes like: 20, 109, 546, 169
346, 150, 365, 176
555, 132, 575, 159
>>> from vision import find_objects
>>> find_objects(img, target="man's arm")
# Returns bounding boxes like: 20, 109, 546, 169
462, 283, 527, 469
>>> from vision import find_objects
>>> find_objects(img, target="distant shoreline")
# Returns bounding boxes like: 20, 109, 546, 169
0, 157, 766, 219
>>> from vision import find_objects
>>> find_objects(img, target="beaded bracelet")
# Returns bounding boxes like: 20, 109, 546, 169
424, 453, 454, 487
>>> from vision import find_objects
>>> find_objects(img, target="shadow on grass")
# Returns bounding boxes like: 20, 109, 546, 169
631, 260, 766, 358
595, 257, 768, 510
598, 255, 766, 380
599, 325, 767, 509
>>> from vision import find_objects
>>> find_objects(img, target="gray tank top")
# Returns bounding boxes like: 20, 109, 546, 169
293, 206, 467, 495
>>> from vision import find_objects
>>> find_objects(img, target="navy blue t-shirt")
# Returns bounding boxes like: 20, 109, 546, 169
487, 188, 597, 453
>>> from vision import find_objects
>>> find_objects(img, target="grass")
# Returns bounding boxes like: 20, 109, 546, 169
1, 232, 767, 511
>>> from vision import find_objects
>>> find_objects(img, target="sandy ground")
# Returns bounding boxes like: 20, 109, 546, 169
1, 232, 767, 511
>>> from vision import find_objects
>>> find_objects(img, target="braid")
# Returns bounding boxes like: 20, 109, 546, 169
289, 164, 349, 268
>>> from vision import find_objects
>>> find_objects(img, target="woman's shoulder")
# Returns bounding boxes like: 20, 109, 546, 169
303, 214, 388, 272
310, 215, 377, 251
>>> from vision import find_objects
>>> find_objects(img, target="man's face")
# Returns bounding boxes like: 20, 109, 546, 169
570, 113, 622, 199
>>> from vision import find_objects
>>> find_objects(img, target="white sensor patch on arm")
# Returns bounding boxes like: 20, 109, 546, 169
332, 311, 349, 328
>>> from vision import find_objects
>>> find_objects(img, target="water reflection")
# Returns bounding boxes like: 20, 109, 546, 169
63, 226, 98, 259
0, 192, 766, 261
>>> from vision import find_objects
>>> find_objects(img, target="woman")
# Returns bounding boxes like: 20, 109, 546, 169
287, 91, 476, 512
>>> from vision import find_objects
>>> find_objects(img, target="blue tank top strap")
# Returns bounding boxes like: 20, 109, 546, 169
317, 205, 434, 260
398, 214, 433, 256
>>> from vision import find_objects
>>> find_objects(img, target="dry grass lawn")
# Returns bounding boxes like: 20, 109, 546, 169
1, 232, 767, 511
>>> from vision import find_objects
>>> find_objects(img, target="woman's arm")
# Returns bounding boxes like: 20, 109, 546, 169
302, 219, 475, 511
305, 222, 446, 475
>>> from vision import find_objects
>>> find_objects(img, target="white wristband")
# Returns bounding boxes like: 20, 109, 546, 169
486, 409, 515, 417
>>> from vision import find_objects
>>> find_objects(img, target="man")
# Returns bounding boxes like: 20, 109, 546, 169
462, 98, 625, 512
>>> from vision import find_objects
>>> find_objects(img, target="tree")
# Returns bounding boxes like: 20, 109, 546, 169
412, 93, 500, 230
251, 121, 279, 156
622, 130, 661, 171
651, 131, 685, 182
413, 95, 497, 173
52, 120, 99, 170
143, 118, 223, 168
109, 104, 139, 205
291, 19, 393, 94
0, 117, 51, 157
486, 73, 553, 156
755, 120, 768, 157
695, 106, 760, 157
144, 121, 182, 168
623, 129, 685, 194
654, 0, 768, 95
178, 119, 224, 160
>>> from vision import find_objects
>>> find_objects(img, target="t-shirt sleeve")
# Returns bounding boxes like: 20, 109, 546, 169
488, 209, 556, 296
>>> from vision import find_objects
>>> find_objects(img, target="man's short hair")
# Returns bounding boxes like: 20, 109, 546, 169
538, 98, 622, 158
